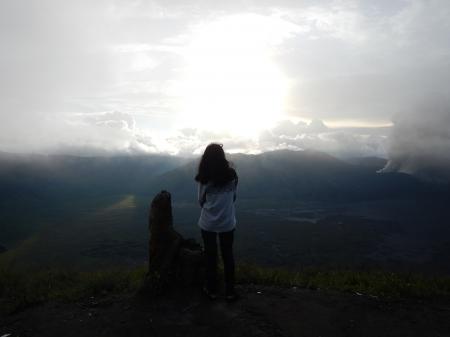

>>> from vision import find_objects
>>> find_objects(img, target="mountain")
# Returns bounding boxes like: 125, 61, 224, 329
0, 152, 189, 245
0, 152, 189, 201
151, 150, 448, 202
344, 156, 388, 171
1, 149, 449, 272
2, 149, 449, 204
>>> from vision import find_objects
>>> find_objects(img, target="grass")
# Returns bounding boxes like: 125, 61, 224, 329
0, 266, 147, 314
1, 263, 450, 314
235, 263, 450, 299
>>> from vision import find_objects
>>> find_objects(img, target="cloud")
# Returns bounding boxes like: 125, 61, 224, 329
380, 99, 450, 181
259, 119, 388, 158
163, 128, 259, 156
281, 0, 450, 123
0, 109, 159, 156
56, 111, 160, 155
0, 0, 449, 168
81, 111, 136, 131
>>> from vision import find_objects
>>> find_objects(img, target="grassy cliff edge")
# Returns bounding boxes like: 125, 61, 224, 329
1, 263, 450, 314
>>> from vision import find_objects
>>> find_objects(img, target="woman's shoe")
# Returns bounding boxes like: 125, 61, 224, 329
202, 286, 217, 300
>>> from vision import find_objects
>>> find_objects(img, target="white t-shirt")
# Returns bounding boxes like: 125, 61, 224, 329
197, 178, 237, 232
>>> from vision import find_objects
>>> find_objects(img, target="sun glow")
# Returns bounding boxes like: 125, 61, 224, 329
178, 14, 291, 137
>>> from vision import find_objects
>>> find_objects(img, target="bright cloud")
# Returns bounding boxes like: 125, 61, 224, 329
0, 0, 449, 171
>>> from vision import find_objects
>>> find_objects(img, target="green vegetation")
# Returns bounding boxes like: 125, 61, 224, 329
236, 263, 450, 299
1, 263, 450, 314
0, 266, 147, 314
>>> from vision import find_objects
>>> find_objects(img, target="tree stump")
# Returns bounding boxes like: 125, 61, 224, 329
144, 190, 203, 295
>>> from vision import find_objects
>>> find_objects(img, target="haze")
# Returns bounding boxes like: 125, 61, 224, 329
0, 0, 449, 176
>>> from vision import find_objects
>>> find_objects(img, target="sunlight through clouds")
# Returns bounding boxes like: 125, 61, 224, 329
0, 0, 449, 167
176, 13, 302, 137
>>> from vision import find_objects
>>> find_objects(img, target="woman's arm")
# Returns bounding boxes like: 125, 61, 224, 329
233, 176, 238, 202
198, 183, 206, 207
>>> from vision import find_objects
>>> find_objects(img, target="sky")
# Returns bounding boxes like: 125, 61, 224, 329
1, 0, 449, 171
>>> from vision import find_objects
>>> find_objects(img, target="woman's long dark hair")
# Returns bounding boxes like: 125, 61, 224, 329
195, 143, 237, 186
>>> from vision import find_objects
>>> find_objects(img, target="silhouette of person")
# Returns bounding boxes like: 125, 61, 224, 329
195, 143, 238, 301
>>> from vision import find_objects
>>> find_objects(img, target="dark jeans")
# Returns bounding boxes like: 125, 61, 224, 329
201, 228, 235, 294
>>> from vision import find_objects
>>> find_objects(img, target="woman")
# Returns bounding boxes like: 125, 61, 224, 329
195, 143, 238, 301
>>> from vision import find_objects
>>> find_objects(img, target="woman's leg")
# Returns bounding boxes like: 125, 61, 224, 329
201, 229, 218, 292
219, 229, 235, 295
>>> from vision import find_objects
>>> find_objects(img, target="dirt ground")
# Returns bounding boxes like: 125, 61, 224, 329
1, 285, 449, 337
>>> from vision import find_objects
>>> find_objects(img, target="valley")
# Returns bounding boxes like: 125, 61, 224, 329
1, 150, 449, 274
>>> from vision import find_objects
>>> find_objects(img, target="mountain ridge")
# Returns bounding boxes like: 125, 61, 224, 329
1, 149, 448, 204
150, 149, 446, 202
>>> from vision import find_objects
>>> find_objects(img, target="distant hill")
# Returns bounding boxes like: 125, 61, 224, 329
150, 149, 447, 202
0, 152, 190, 244
0, 152, 189, 201
0, 245, 6, 253
1, 149, 449, 272
344, 156, 388, 171
1, 149, 448, 203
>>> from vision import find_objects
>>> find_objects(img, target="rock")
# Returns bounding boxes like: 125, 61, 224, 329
148, 190, 183, 274
143, 190, 203, 295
